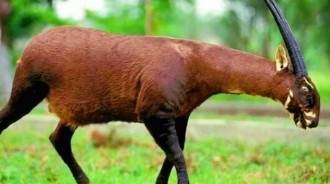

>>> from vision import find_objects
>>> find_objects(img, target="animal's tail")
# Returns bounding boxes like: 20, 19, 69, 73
0, 59, 49, 134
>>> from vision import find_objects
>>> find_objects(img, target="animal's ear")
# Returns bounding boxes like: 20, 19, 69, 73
275, 45, 293, 73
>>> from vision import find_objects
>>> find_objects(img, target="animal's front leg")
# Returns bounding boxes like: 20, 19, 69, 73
156, 116, 189, 184
143, 114, 189, 184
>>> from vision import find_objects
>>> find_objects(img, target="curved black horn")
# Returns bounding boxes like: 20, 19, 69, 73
264, 0, 308, 77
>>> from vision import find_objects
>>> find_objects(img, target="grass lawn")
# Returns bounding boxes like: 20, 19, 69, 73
0, 119, 329, 184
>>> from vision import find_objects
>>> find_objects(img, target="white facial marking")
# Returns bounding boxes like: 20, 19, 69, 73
303, 77, 314, 89
304, 111, 316, 118
296, 121, 303, 128
297, 121, 302, 128
305, 119, 313, 126
284, 90, 293, 109
289, 90, 293, 97
284, 95, 292, 109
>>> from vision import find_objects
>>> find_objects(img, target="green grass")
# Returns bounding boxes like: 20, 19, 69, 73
0, 123, 329, 184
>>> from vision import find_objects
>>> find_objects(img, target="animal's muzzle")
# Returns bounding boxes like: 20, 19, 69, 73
294, 111, 318, 129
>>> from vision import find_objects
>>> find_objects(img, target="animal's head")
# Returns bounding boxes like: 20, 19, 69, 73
266, 0, 321, 129
275, 46, 320, 129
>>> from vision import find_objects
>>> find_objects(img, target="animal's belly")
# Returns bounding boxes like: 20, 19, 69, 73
47, 92, 139, 126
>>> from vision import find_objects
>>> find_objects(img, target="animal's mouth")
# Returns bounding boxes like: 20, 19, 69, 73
294, 112, 307, 129
293, 111, 318, 129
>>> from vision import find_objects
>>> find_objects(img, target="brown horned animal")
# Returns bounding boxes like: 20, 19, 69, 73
0, 0, 320, 183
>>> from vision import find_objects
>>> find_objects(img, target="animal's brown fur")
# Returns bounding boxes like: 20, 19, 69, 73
17, 26, 294, 127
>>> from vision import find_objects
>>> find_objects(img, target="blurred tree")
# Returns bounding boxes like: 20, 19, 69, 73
145, 0, 152, 35
0, 0, 13, 97
85, 0, 196, 38
0, 0, 11, 43
150, 0, 196, 38
210, 1, 281, 57
0, 0, 70, 100
85, 1, 145, 35
208, 0, 329, 70
5, 0, 69, 48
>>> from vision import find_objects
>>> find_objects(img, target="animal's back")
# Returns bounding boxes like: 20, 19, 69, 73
18, 26, 197, 126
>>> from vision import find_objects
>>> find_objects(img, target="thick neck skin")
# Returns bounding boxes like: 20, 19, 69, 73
196, 44, 295, 104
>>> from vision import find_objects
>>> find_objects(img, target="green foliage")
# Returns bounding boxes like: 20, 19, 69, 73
151, 0, 197, 38
84, 0, 195, 38
4, 0, 73, 62
84, 1, 145, 35
6, 0, 72, 44
210, 0, 330, 71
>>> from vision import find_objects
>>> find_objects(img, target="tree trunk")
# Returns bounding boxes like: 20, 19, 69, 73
145, 0, 153, 35
0, 42, 12, 96
0, 0, 13, 103
189, 0, 197, 39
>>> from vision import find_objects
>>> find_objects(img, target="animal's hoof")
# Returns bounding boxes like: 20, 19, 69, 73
76, 175, 90, 184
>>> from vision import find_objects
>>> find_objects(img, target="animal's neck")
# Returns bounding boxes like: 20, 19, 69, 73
199, 45, 295, 103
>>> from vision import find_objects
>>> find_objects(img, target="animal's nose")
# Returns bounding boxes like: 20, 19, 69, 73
308, 120, 318, 128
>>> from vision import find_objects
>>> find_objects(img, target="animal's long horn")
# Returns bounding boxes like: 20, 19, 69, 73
264, 0, 308, 77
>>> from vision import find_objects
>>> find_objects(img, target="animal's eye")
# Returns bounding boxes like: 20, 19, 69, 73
301, 86, 309, 92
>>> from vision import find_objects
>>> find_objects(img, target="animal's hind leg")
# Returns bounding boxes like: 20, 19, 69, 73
156, 116, 189, 184
49, 121, 90, 184
0, 81, 49, 134
143, 114, 189, 184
